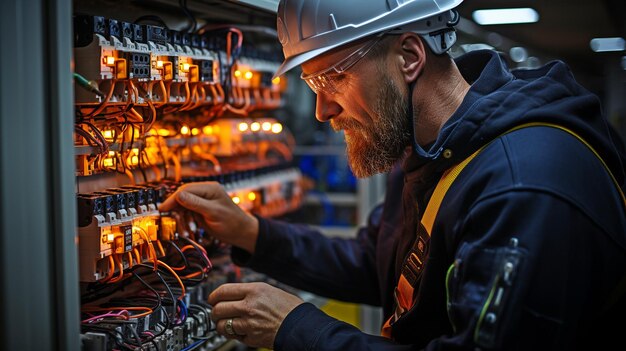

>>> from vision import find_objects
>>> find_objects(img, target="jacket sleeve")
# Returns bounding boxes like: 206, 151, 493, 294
231, 205, 384, 305
274, 303, 422, 351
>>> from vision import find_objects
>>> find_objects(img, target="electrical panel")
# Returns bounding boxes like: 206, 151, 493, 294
73, 1, 300, 349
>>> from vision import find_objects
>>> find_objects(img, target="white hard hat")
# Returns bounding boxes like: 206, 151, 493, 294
274, 0, 463, 77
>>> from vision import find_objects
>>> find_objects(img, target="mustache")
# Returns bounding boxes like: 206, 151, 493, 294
331, 118, 361, 132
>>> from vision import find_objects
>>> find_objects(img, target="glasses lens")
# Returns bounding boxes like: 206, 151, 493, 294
301, 34, 386, 95
304, 74, 337, 95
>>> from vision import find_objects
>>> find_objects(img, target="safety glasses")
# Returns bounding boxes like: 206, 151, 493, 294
301, 34, 385, 95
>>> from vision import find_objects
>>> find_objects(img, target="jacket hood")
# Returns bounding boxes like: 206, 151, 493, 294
409, 50, 626, 188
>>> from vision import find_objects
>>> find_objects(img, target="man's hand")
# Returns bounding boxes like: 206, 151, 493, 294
208, 282, 304, 349
158, 182, 259, 253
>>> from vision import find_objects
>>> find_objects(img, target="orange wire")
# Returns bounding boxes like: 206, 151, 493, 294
188, 237, 208, 255
133, 248, 142, 265
135, 226, 158, 271
215, 82, 225, 103
158, 80, 168, 105
208, 84, 219, 104
108, 254, 125, 283
226, 32, 232, 63
191, 145, 221, 170
157, 260, 186, 299
101, 255, 115, 281
181, 271, 204, 279
156, 240, 166, 257
126, 252, 133, 268
180, 245, 196, 252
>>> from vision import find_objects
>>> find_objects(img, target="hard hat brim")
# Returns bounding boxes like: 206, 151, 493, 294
273, 45, 338, 79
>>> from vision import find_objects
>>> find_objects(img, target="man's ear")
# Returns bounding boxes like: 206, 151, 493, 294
396, 33, 427, 84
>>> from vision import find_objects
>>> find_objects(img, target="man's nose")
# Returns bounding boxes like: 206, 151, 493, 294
315, 92, 342, 123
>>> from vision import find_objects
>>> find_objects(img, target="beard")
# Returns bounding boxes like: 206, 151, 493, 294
332, 77, 412, 178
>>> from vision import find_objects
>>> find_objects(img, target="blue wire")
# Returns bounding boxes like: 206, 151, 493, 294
178, 299, 188, 323
181, 339, 206, 351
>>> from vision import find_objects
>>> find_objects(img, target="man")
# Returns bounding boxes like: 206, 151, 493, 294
160, 0, 626, 349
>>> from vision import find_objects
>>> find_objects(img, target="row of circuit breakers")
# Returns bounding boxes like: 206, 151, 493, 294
74, 11, 304, 351
73, 14, 284, 100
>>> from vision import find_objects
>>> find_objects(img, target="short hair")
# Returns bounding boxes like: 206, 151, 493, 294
366, 34, 452, 67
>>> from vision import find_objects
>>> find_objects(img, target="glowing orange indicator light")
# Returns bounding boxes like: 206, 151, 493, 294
232, 196, 241, 205
182, 63, 191, 72
103, 158, 114, 167
247, 192, 256, 201
244, 71, 253, 80
157, 129, 170, 137
156, 60, 164, 68
238, 122, 249, 132
107, 233, 115, 242
105, 56, 115, 65
234, 70, 242, 78
191, 128, 200, 136
261, 122, 272, 131
180, 125, 190, 135
250, 122, 261, 132
103, 129, 113, 139
203, 126, 213, 135
271, 123, 283, 134
272, 77, 281, 85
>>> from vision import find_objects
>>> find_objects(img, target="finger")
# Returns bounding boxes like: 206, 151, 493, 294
210, 300, 245, 321
158, 192, 182, 212
175, 191, 213, 214
179, 182, 226, 201
158, 182, 223, 212
208, 283, 251, 306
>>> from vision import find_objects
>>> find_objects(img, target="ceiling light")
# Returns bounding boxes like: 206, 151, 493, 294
589, 37, 625, 52
473, 8, 539, 25
509, 47, 528, 63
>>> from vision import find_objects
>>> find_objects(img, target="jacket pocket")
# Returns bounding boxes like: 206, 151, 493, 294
446, 238, 526, 348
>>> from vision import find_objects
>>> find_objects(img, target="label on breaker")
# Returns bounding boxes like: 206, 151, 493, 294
122, 225, 133, 252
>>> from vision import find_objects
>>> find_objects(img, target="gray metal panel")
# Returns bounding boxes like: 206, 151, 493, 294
46, 0, 81, 349
0, 0, 54, 349
230, 0, 279, 12
0, 0, 79, 350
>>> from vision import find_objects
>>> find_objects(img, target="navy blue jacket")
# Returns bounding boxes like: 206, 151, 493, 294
232, 50, 626, 350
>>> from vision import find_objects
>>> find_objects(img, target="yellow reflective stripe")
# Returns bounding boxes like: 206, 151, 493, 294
420, 122, 626, 236
420, 147, 482, 236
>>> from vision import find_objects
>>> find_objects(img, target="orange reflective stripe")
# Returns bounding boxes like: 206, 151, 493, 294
397, 274, 414, 310
381, 317, 393, 338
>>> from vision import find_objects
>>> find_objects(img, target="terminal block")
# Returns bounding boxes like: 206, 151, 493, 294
123, 52, 151, 79
146, 25, 168, 45
77, 185, 164, 282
